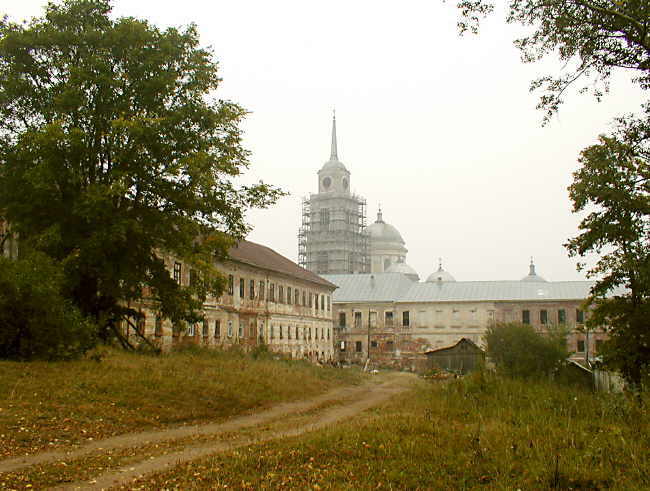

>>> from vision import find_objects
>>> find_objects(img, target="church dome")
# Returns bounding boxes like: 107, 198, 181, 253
320, 158, 348, 173
521, 258, 547, 282
386, 262, 419, 281
426, 261, 456, 283
367, 209, 405, 244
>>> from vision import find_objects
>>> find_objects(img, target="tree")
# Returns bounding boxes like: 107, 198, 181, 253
0, 252, 96, 360
566, 127, 650, 387
485, 322, 570, 378
0, 0, 283, 348
453, 0, 650, 121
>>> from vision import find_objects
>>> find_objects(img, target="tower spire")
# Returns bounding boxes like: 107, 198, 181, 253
529, 256, 536, 276
330, 109, 338, 161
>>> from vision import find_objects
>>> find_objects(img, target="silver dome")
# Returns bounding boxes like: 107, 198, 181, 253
367, 210, 405, 244
386, 262, 419, 281
521, 259, 547, 282
426, 262, 456, 283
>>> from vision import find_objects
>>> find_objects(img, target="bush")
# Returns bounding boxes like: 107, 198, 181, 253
485, 322, 569, 378
0, 252, 96, 360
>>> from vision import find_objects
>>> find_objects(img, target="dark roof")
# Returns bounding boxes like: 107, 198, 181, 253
424, 338, 484, 355
228, 240, 336, 289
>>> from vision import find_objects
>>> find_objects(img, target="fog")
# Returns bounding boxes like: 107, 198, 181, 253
4, 0, 645, 281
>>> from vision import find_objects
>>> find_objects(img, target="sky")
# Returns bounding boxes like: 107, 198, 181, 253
3, 0, 645, 282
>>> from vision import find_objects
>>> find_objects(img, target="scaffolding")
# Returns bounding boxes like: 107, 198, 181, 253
298, 193, 370, 274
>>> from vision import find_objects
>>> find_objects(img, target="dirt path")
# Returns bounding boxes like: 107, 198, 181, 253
0, 372, 417, 489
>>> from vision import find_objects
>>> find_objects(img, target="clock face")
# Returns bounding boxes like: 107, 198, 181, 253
342, 178, 348, 189
322, 177, 331, 189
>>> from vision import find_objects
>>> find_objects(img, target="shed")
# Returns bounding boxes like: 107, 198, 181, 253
424, 338, 485, 374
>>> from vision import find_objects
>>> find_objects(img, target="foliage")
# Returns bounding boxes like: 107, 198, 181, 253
567, 126, 650, 386
485, 322, 570, 378
0, 347, 364, 460
126, 374, 650, 489
453, 0, 650, 120
0, 0, 284, 347
0, 252, 95, 360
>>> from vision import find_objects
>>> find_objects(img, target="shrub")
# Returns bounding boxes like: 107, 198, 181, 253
0, 252, 96, 360
485, 322, 569, 378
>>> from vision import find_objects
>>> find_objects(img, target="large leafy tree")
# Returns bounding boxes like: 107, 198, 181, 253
453, 0, 650, 120
567, 128, 650, 386
0, 0, 283, 348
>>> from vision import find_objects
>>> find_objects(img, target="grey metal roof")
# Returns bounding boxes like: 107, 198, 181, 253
322, 272, 625, 303
321, 273, 416, 303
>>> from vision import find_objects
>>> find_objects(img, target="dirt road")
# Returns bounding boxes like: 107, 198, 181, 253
0, 372, 417, 490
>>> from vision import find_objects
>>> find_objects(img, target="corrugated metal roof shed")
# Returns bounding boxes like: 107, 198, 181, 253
322, 273, 626, 303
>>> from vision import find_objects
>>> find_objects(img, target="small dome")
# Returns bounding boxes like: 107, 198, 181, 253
320, 158, 349, 173
386, 262, 419, 281
521, 258, 547, 282
367, 209, 405, 244
426, 261, 456, 283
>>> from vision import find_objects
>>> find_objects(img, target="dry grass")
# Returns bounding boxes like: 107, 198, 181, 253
0, 346, 363, 459
131, 372, 650, 489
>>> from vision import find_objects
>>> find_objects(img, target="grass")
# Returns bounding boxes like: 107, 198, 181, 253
130, 371, 650, 490
0, 346, 363, 459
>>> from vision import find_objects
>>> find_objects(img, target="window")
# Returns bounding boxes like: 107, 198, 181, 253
155, 316, 163, 337
577, 339, 585, 352
228, 275, 234, 295
576, 309, 584, 323
259, 281, 265, 300
288, 325, 292, 339
173, 262, 182, 285
189, 269, 198, 287
270, 283, 275, 302
321, 295, 325, 311
250, 280, 255, 299
287, 287, 292, 305
238, 323, 244, 338
354, 311, 362, 328
595, 339, 603, 352
259, 323, 265, 340
327, 328, 330, 340
369, 311, 377, 328
340, 341, 346, 352
320, 209, 330, 228
308, 328, 312, 340
402, 311, 410, 327
339, 312, 347, 327
309, 293, 313, 307
558, 309, 566, 324
136, 315, 146, 335
302, 291, 306, 306
295, 289, 300, 305
227, 321, 233, 337
385, 311, 394, 326
239, 278, 245, 297
355, 341, 363, 353
214, 320, 221, 338
522, 310, 530, 325
315, 327, 319, 339
279, 286, 284, 303
371, 341, 378, 348
540, 310, 548, 325
386, 340, 395, 351
187, 323, 196, 336
270, 325, 274, 339
202, 319, 209, 337
326, 296, 330, 312
172, 322, 181, 337
295, 326, 298, 339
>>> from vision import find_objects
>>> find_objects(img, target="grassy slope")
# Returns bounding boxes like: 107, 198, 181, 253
136, 372, 650, 490
0, 347, 363, 459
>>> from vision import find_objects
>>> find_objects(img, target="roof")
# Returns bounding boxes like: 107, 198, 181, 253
322, 273, 416, 302
228, 240, 336, 289
322, 272, 613, 303
424, 338, 484, 355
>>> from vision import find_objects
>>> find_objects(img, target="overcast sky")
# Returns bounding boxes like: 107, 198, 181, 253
4, 0, 645, 282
